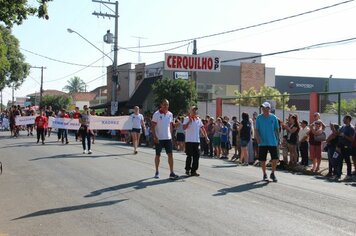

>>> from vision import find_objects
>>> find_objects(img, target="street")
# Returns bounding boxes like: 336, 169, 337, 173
0, 131, 356, 236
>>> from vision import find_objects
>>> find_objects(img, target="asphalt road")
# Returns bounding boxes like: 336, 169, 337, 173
0, 131, 355, 236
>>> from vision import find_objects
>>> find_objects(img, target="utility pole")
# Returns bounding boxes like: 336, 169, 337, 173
192, 40, 197, 102
31, 66, 46, 109
93, 0, 119, 115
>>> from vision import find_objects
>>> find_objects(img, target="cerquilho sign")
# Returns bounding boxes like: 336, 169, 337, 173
164, 53, 221, 72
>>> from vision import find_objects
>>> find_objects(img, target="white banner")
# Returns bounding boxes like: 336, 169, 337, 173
50, 117, 81, 130
89, 116, 132, 130
15, 116, 36, 125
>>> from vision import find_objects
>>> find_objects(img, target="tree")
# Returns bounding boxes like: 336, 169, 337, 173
41, 94, 71, 112
0, 25, 30, 90
63, 76, 87, 93
152, 78, 197, 116
235, 85, 296, 111
0, 0, 53, 28
325, 99, 356, 117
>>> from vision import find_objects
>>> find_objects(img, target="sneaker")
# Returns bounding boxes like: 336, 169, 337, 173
36, 140, 39, 144
242, 163, 249, 166
169, 172, 179, 180
42, 141, 45, 145
270, 172, 278, 182
343, 175, 352, 181
185, 170, 190, 176
134, 150, 138, 154
88, 150, 92, 154
263, 174, 268, 181
83, 150, 87, 154
154, 171, 159, 179
191, 172, 200, 177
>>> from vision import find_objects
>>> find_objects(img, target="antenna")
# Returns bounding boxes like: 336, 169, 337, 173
132, 36, 147, 63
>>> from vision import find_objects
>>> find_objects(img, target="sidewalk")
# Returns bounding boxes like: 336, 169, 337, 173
223, 149, 356, 183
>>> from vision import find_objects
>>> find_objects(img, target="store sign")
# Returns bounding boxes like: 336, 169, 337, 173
165, 53, 221, 72
174, 71, 189, 80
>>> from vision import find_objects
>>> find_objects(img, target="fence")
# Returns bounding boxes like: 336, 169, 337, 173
197, 90, 356, 134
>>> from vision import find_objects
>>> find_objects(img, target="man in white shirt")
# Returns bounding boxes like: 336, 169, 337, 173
183, 106, 209, 176
151, 99, 179, 179
298, 120, 310, 166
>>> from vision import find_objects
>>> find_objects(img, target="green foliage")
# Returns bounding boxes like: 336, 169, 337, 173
0, 25, 30, 90
0, 0, 53, 28
63, 76, 86, 93
235, 85, 294, 110
325, 99, 356, 117
152, 78, 197, 116
41, 94, 71, 112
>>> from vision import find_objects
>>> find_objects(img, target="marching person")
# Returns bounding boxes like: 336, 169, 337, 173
255, 102, 280, 182
183, 106, 209, 176
151, 99, 179, 179
35, 110, 48, 145
79, 105, 92, 154
130, 106, 145, 154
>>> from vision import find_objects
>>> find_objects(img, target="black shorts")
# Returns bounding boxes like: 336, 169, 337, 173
221, 142, 228, 149
258, 146, 279, 161
155, 139, 173, 156
176, 133, 185, 142
131, 128, 141, 133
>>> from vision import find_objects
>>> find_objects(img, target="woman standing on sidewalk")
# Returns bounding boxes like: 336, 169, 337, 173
309, 121, 323, 172
325, 123, 339, 177
283, 114, 300, 166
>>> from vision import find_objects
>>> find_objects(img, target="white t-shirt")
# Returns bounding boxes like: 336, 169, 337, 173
299, 126, 310, 142
131, 113, 144, 129
152, 110, 173, 140
183, 117, 203, 143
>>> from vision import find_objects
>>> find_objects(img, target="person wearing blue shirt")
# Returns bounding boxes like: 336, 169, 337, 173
220, 121, 229, 159
255, 102, 280, 182
336, 115, 355, 181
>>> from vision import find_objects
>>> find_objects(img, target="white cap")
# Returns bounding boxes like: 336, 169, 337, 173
261, 102, 271, 109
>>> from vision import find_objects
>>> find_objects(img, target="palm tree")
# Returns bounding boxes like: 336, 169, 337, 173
63, 76, 86, 93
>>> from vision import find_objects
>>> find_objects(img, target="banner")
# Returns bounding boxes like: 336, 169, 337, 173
50, 117, 81, 130
89, 116, 132, 130
15, 116, 36, 126
164, 53, 221, 72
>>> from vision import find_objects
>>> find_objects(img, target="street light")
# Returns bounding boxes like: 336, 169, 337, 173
67, 28, 118, 115
67, 28, 113, 63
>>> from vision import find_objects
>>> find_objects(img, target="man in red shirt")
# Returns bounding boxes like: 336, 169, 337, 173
72, 107, 81, 141
35, 110, 48, 144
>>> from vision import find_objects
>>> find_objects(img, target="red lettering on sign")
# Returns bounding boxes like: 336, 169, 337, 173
202, 58, 207, 69
167, 56, 172, 68
208, 58, 213, 70
177, 56, 182, 69
182, 56, 188, 69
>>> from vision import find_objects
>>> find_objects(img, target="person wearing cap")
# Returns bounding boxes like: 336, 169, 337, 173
151, 99, 179, 179
255, 101, 280, 182
183, 106, 209, 176
336, 115, 354, 181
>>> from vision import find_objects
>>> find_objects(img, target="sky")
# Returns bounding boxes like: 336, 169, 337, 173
3, 0, 356, 104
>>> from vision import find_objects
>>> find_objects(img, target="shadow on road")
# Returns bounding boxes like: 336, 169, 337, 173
29, 153, 133, 161
212, 164, 238, 168
12, 199, 127, 220
213, 181, 269, 196
85, 177, 180, 198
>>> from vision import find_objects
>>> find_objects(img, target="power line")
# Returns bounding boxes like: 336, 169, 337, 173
123, 0, 354, 49
45, 53, 112, 83
20, 48, 105, 68
119, 42, 191, 54
221, 36, 356, 63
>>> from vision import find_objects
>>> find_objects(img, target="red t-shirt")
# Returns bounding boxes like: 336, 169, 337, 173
35, 116, 48, 129
73, 112, 81, 119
